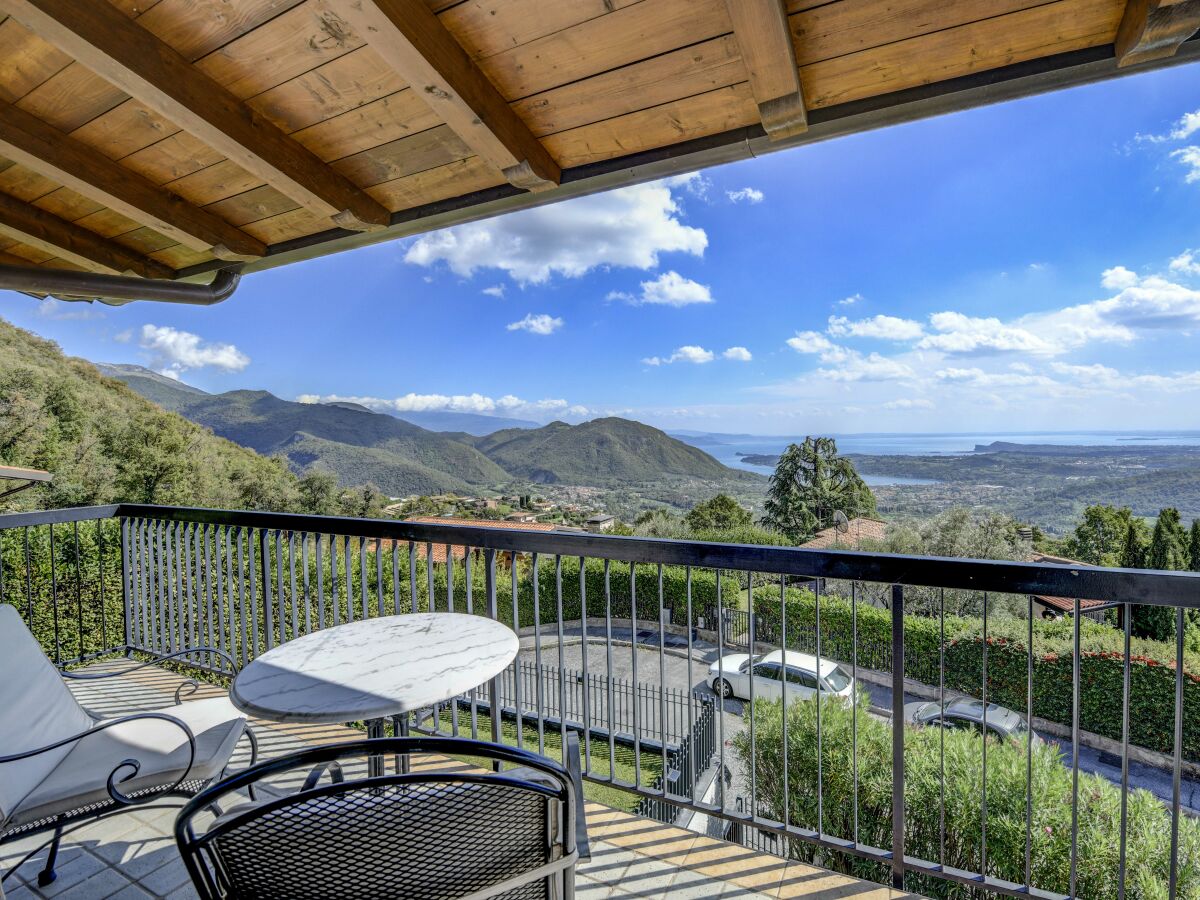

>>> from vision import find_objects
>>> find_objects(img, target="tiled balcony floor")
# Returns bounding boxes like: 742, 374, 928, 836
1, 660, 919, 899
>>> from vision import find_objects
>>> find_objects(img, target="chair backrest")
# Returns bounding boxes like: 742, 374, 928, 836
176, 738, 576, 900
0, 604, 94, 825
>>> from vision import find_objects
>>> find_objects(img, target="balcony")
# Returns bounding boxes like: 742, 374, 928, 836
2, 503, 1199, 899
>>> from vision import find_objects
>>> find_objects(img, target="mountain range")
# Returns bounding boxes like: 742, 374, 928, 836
97, 364, 759, 497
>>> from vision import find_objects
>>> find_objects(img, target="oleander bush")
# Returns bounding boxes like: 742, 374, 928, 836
734, 695, 1200, 899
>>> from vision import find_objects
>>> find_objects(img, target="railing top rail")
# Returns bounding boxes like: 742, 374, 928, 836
0, 504, 120, 528
114, 504, 1200, 608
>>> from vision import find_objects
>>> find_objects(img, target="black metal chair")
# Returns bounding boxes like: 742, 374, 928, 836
175, 735, 591, 900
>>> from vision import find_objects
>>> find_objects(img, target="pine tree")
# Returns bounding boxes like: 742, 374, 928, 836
1133, 509, 1189, 640
1147, 508, 1188, 571
761, 437, 876, 543
1189, 519, 1200, 573
1119, 518, 1147, 569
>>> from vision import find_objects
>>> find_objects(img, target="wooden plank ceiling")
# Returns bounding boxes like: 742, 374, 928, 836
0, 0, 1195, 283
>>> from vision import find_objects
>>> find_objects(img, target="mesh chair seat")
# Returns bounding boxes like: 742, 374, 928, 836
176, 737, 586, 900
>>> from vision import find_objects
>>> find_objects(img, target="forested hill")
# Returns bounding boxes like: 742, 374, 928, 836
0, 319, 300, 511
468, 417, 761, 485
96, 367, 508, 496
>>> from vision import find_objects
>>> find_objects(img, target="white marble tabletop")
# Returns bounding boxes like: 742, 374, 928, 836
229, 613, 519, 724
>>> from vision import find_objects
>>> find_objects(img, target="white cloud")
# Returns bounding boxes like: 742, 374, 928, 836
506, 313, 563, 335
482, 284, 505, 298
1139, 109, 1200, 143
296, 392, 589, 420
726, 187, 763, 204
917, 311, 1058, 355
819, 352, 914, 382
1170, 250, 1200, 276
828, 314, 925, 341
1101, 266, 1139, 290
1172, 146, 1200, 183
723, 346, 752, 361
643, 345, 714, 366
138, 325, 249, 376
836, 294, 862, 307
626, 271, 713, 307
785, 331, 841, 356
34, 299, 105, 321
884, 398, 934, 410
665, 172, 712, 200
404, 178, 706, 284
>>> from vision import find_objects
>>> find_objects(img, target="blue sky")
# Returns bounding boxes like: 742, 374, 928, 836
6, 61, 1200, 436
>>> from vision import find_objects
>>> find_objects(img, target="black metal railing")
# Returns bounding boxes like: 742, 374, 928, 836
637, 694, 718, 825
3, 502, 1200, 899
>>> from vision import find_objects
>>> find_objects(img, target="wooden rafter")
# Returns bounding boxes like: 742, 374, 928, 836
341, 0, 561, 192
724, 0, 807, 140
1117, 0, 1200, 67
0, 0, 391, 232
0, 191, 175, 279
0, 100, 266, 261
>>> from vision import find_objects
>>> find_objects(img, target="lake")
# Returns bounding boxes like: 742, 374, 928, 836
677, 430, 1200, 484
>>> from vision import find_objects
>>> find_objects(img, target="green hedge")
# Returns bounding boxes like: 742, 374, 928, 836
733, 694, 1200, 898
752, 587, 1200, 760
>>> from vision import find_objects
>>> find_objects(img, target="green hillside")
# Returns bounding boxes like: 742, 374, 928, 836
102, 381, 510, 495
471, 417, 758, 485
0, 319, 300, 511
278, 432, 473, 496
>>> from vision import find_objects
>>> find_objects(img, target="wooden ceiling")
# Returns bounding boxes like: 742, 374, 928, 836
0, 0, 1196, 286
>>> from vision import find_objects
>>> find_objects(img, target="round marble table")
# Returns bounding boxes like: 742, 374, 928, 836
230, 613, 518, 771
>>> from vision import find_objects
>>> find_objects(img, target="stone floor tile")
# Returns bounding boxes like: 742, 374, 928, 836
47, 867, 134, 900
133, 861, 189, 898
103, 884, 155, 900
161, 882, 200, 900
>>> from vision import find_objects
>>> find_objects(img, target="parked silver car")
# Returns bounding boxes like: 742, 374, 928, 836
904, 697, 1040, 743
707, 650, 856, 704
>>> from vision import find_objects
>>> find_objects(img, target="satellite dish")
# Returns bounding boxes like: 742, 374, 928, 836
833, 510, 850, 534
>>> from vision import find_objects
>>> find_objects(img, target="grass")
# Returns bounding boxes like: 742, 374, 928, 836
431, 708, 663, 812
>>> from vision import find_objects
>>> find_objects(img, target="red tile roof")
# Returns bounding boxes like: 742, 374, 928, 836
1026, 553, 1106, 611
377, 517, 558, 564
799, 517, 888, 550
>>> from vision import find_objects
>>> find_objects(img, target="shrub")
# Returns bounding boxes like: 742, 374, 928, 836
733, 695, 1200, 898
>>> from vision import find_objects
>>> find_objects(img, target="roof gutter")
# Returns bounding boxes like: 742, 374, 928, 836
0, 264, 242, 306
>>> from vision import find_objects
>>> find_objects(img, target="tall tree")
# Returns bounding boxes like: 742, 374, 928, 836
685, 494, 752, 532
1119, 518, 1149, 569
1147, 508, 1189, 571
1066, 505, 1139, 567
1134, 508, 1189, 640
761, 437, 876, 542
1189, 519, 1200, 573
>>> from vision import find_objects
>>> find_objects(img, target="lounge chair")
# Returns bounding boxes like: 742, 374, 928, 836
0, 604, 255, 886
175, 735, 591, 900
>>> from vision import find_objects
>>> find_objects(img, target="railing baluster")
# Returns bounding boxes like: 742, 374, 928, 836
1025, 590, 1033, 891
261, 529, 274, 651
981, 590, 988, 878
509, 552, 520, 747
375, 534, 383, 622
556, 556, 567, 759
466, 548, 478, 740
532, 552, 545, 755
330, 533, 340, 627
72, 521, 83, 661
408, 541, 416, 614
485, 549, 501, 752
215, 526, 228, 673
290, 531, 299, 640
1070, 597, 1081, 899
658, 564, 668, 797
1118, 601, 1131, 900
815, 577, 822, 837
852, 580, 859, 846
580, 555, 591, 772
716, 568, 726, 811
1169, 605, 1185, 899
747, 570, 757, 826
315, 533, 326, 630
686, 567, 696, 805
604, 558, 616, 783
891, 583, 905, 891
781, 573, 790, 841
359, 535, 368, 620
448, 545, 458, 735
629, 560, 640, 787
50, 522, 60, 664
345, 535, 354, 623
276, 530, 286, 643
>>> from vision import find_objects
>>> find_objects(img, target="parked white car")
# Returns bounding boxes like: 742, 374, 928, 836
707, 650, 856, 704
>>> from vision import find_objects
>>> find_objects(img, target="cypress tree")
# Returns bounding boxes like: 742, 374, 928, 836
1119, 519, 1147, 569
1134, 509, 1188, 640
1189, 519, 1200, 573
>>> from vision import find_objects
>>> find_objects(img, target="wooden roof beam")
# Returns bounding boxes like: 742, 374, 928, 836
1117, 0, 1200, 67
341, 0, 560, 193
0, 0, 391, 232
0, 191, 175, 279
0, 100, 266, 262
725, 0, 807, 140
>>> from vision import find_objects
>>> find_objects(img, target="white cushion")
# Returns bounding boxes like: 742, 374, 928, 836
0, 604, 94, 824
8, 697, 245, 828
